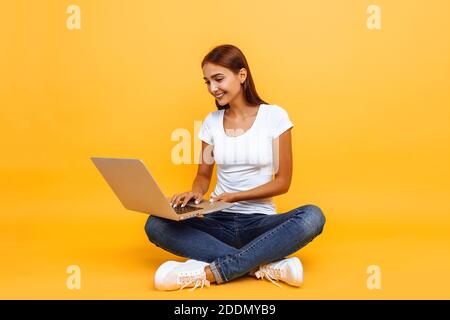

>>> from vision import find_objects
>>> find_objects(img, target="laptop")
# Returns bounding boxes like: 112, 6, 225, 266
91, 157, 234, 221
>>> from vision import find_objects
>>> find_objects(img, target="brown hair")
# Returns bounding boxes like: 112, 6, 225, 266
201, 44, 269, 110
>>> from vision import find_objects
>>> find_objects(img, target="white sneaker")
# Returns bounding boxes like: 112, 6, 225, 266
154, 259, 211, 291
253, 257, 304, 287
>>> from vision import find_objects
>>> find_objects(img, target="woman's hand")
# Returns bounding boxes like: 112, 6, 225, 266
210, 192, 240, 203
170, 191, 204, 208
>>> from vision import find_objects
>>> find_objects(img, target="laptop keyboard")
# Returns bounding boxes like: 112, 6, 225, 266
173, 204, 202, 215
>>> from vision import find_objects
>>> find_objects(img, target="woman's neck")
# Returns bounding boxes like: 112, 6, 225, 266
227, 95, 259, 118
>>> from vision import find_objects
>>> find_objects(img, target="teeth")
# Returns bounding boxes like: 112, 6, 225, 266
216, 93, 225, 98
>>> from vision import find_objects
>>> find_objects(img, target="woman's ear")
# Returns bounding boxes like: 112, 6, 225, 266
239, 68, 247, 84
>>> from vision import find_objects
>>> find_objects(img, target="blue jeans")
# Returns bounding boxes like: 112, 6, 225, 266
144, 204, 326, 284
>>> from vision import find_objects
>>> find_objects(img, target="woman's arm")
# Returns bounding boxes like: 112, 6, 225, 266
171, 141, 214, 207
191, 141, 215, 195
212, 128, 293, 203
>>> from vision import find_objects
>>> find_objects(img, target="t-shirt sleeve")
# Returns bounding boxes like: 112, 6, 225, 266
198, 112, 214, 145
270, 105, 294, 138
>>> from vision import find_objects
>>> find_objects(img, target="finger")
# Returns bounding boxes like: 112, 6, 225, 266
170, 195, 178, 205
178, 192, 191, 207
181, 194, 193, 207
172, 196, 178, 207
182, 193, 195, 207
178, 194, 189, 207
194, 194, 203, 205
173, 194, 185, 207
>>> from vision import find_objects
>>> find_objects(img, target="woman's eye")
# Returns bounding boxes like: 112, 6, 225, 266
204, 78, 223, 84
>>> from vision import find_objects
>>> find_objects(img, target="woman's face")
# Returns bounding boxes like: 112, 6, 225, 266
202, 63, 246, 107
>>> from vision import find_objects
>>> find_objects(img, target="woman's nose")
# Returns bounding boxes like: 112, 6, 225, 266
210, 84, 218, 93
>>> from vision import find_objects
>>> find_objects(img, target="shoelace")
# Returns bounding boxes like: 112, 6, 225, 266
178, 273, 211, 292
255, 267, 283, 288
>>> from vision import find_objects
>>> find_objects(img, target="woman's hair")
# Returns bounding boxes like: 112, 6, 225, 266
201, 44, 269, 110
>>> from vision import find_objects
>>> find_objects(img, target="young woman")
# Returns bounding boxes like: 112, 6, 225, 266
145, 44, 326, 291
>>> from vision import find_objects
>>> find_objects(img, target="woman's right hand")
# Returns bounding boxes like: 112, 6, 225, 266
170, 191, 204, 208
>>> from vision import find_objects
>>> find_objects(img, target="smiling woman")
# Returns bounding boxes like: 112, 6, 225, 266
201, 44, 267, 111
145, 44, 326, 292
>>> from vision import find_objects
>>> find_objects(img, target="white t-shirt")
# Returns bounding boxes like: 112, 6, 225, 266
198, 104, 294, 215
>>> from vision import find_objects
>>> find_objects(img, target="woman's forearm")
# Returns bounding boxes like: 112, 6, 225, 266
234, 177, 290, 202
192, 174, 211, 196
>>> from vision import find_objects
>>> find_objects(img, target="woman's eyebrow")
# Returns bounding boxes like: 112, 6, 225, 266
203, 73, 224, 80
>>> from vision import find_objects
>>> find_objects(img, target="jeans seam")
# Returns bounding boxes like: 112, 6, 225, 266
235, 214, 241, 248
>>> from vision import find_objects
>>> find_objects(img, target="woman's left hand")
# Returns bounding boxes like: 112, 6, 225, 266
210, 192, 240, 203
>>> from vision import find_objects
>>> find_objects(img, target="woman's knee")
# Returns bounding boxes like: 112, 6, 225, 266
296, 204, 326, 235
144, 215, 165, 243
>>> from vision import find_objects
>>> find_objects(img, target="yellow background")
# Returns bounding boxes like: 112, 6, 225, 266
1, 0, 449, 299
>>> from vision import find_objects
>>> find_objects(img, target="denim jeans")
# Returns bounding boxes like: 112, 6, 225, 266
144, 204, 326, 284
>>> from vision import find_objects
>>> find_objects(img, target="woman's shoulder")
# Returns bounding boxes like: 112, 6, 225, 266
261, 104, 290, 119
202, 109, 222, 123
262, 103, 288, 112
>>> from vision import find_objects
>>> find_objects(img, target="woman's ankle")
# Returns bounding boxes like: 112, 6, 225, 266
204, 266, 216, 283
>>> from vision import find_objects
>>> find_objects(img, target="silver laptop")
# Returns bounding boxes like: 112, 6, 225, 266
91, 157, 234, 221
